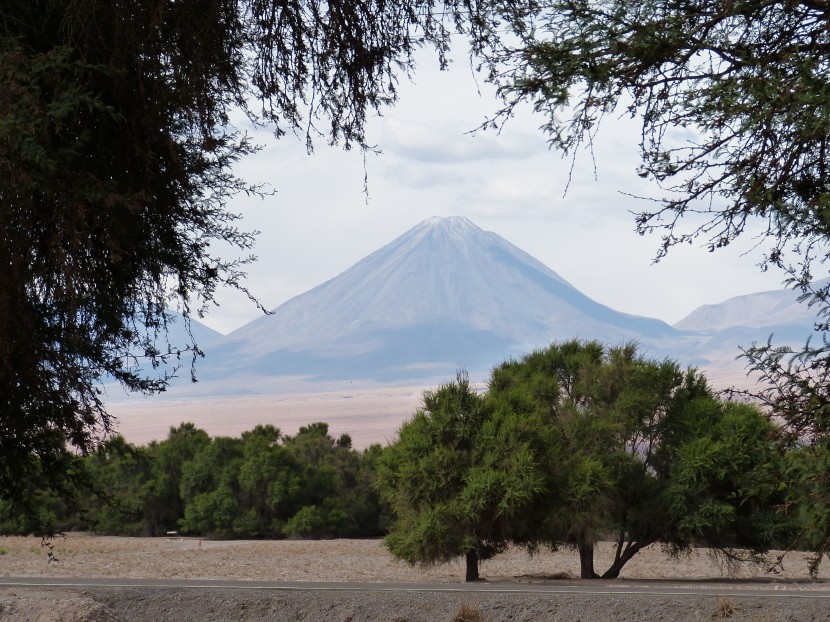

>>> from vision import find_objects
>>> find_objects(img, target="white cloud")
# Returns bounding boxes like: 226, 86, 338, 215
380, 117, 545, 164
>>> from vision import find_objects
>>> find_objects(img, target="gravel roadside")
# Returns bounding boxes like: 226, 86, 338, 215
3, 585, 830, 622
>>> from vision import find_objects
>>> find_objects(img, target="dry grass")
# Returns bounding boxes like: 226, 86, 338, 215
1, 534, 830, 585
712, 597, 741, 619
450, 602, 486, 622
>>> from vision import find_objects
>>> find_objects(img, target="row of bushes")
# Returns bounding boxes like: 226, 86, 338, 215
0, 421, 388, 539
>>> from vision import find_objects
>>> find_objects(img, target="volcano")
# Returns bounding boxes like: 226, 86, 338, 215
195, 216, 681, 386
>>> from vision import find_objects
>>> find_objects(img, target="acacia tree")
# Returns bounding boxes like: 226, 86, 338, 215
377, 372, 551, 582
737, 345, 830, 574
484, 0, 830, 571
487, 340, 786, 579
488, 0, 830, 341
0, 0, 527, 510
493, 0, 830, 286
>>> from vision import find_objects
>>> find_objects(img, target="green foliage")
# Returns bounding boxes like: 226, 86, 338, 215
236, 425, 303, 533
282, 505, 327, 539
664, 402, 786, 550
378, 371, 549, 580
166, 421, 386, 539
178, 436, 244, 537
737, 343, 830, 573
0, 494, 67, 537
0, 2, 257, 508
769, 442, 830, 576
0, 421, 386, 540
75, 436, 156, 535
486, 340, 787, 578
180, 485, 240, 537
145, 423, 212, 534
0, 450, 89, 536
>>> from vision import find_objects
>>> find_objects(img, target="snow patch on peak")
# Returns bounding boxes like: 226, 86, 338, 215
420, 215, 479, 234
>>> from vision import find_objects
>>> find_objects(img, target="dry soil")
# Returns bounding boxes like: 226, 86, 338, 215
3, 535, 830, 621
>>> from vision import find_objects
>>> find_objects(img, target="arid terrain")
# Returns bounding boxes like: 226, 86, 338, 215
107, 369, 754, 450
106, 385, 427, 448
2, 534, 830, 621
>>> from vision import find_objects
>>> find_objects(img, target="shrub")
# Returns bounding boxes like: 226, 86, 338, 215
450, 602, 486, 622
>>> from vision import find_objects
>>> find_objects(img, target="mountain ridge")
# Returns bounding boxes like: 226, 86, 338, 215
137, 216, 825, 395
200, 217, 681, 385
675, 283, 822, 332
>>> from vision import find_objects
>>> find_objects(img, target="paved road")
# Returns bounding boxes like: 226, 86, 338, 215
3, 576, 830, 600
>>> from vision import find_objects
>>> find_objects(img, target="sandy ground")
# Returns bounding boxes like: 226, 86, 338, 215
3, 535, 830, 621
105, 367, 756, 450
106, 386, 427, 448
2, 533, 829, 583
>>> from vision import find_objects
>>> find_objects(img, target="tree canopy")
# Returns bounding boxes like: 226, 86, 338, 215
0, 421, 385, 539
0, 0, 523, 510
379, 342, 788, 580
487, 340, 786, 579
376, 372, 550, 581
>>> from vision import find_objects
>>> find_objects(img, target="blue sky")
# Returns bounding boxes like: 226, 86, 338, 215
204, 47, 787, 335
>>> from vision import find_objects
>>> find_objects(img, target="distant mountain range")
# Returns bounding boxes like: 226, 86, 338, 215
675, 286, 817, 331
147, 216, 825, 395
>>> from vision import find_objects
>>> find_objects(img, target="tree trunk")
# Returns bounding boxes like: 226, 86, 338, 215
578, 541, 598, 579
465, 549, 480, 582
600, 540, 651, 579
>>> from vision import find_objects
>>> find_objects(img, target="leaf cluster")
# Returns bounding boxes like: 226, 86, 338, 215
376, 371, 548, 568
736, 338, 830, 574
0, 421, 386, 539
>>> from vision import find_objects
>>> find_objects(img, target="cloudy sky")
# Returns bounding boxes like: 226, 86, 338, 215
203, 47, 787, 335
